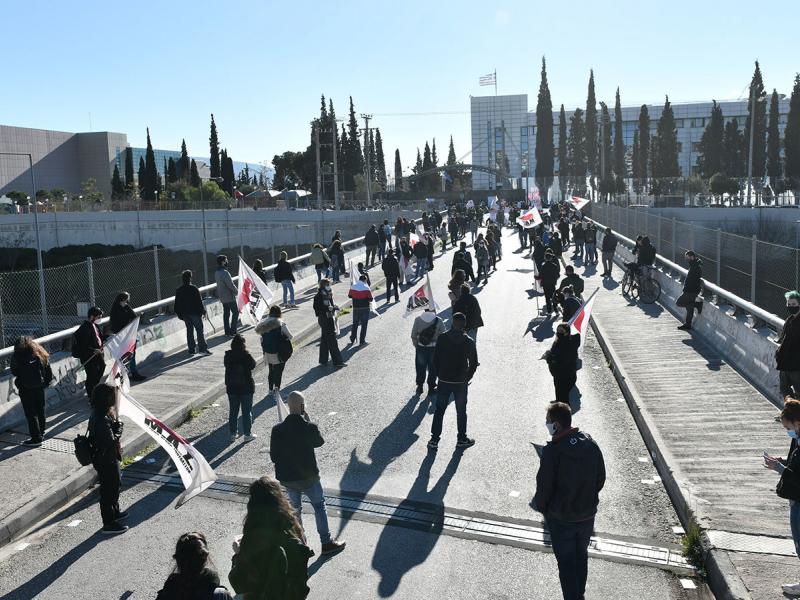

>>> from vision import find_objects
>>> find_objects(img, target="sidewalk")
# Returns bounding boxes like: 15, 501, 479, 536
573, 252, 795, 600
0, 244, 379, 547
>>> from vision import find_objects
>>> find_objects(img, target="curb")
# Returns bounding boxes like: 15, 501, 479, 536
589, 309, 753, 600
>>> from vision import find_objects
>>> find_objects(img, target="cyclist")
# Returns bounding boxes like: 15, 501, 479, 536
624, 235, 643, 280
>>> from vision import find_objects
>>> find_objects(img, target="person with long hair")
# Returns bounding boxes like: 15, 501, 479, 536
157, 532, 232, 599
224, 334, 257, 443
256, 305, 293, 395
89, 383, 128, 534
10, 336, 53, 446
229, 476, 314, 599
110, 291, 145, 381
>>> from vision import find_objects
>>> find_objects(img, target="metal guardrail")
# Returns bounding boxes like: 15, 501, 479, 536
586, 216, 785, 333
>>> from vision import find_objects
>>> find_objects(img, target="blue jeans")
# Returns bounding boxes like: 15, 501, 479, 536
547, 516, 594, 600
574, 241, 584, 260
315, 265, 326, 282
350, 309, 370, 343
415, 345, 437, 387
228, 393, 253, 436
378, 240, 386, 261
281, 280, 295, 305
585, 243, 597, 263
415, 257, 428, 279
184, 315, 207, 353
430, 382, 469, 441
284, 479, 332, 544
791, 501, 800, 559
222, 301, 239, 335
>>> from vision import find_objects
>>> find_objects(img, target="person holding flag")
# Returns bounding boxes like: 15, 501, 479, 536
236, 255, 275, 327
73, 306, 107, 401
348, 275, 374, 346
543, 323, 580, 404
109, 292, 145, 381
313, 279, 345, 367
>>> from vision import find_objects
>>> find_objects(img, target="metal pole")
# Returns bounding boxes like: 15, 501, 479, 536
716, 228, 722, 285
671, 217, 677, 262
747, 85, 755, 206
656, 216, 662, 254
0, 285, 6, 350
87, 257, 96, 306
332, 125, 339, 211
294, 226, 299, 258
270, 228, 275, 264
240, 232, 244, 262
689, 225, 695, 253
28, 154, 48, 334
795, 221, 799, 293
201, 205, 209, 287
153, 246, 162, 301
751, 234, 757, 303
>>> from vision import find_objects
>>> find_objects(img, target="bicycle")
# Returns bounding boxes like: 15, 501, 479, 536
621, 265, 661, 304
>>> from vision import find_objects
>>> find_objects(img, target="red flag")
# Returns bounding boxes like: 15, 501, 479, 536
516, 207, 542, 229
569, 196, 590, 211
234, 190, 244, 200
567, 289, 598, 352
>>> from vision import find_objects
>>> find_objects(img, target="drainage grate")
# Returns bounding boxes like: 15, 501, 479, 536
0, 432, 74, 455
124, 468, 693, 575
706, 530, 797, 557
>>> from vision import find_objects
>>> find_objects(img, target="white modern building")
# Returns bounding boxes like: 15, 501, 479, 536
470, 94, 791, 190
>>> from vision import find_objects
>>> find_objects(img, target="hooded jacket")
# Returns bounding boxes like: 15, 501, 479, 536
452, 292, 484, 330
433, 328, 478, 384
270, 414, 324, 483
364, 226, 379, 246
534, 428, 606, 522
382, 254, 400, 279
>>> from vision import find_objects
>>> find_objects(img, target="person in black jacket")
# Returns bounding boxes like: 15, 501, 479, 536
452, 242, 476, 283
764, 399, 800, 596
428, 313, 479, 450
10, 336, 53, 446
776, 291, 800, 399
174, 270, 210, 355
110, 292, 145, 381
533, 402, 605, 600
364, 225, 379, 267
224, 334, 257, 442
544, 323, 579, 403
274, 251, 296, 308
382, 252, 400, 303
539, 251, 561, 314
157, 532, 232, 600
452, 284, 484, 342
74, 306, 106, 401
600, 227, 618, 277
677, 251, 704, 331
89, 383, 128, 535
313, 279, 344, 367
270, 391, 346, 555
413, 236, 429, 280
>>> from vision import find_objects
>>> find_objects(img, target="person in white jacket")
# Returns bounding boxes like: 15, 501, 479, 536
411, 308, 445, 396
255, 305, 294, 395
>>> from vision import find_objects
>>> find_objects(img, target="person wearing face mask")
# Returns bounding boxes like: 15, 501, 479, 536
313, 279, 345, 368
532, 402, 605, 600
109, 292, 146, 381
543, 323, 579, 404
775, 290, 800, 400
764, 399, 800, 596
676, 250, 703, 331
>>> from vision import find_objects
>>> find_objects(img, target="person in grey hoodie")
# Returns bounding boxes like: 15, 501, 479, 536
215, 255, 239, 336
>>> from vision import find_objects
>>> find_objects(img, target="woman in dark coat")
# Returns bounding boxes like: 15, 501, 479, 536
110, 291, 145, 381
10, 336, 53, 446
224, 334, 257, 442
157, 532, 232, 599
544, 323, 579, 404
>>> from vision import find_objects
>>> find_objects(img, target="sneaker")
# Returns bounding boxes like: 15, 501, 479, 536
359, 340, 368, 346
244, 434, 258, 442
427, 438, 439, 450
456, 438, 476, 449
22, 438, 43, 447
416, 384, 424, 395
115, 510, 130, 521
332, 363, 347, 368
321, 540, 346, 555
188, 349, 197, 355
230, 434, 238, 443
782, 582, 800, 596
200, 348, 212, 355
101, 522, 129, 535
677, 324, 692, 331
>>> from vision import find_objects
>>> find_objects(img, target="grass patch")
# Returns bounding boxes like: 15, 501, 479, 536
338, 307, 351, 316
121, 444, 156, 468
681, 519, 706, 576
186, 406, 204, 422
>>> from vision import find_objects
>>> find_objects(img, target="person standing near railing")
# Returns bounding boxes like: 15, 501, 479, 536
215, 255, 239, 336
776, 291, 800, 399
73, 306, 106, 402
364, 225, 379, 268
10, 336, 53, 447
109, 292, 146, 381
676, 251, 704, 331
584, 223, 598, 265
313, 279, 345, 368
600, 227, 618, 278
174, 270, 210, 356
274, 251, 296, 308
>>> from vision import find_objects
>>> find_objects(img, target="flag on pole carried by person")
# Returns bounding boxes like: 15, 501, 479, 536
568, 196, 590, 212
105, 316, 140, 389
349, 259, 359, 286
275, 390, 290, 423
516, 206, 543, 229
236, 256, 275, 325
405, 275, 439, 316
566, 288, 598, 353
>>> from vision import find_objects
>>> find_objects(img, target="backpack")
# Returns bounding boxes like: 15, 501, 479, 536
261, 534, 313, 600
418, 319, 439, 346
71, 331, 81, 359
261, 328, 281, 354
74, 424, 93, 466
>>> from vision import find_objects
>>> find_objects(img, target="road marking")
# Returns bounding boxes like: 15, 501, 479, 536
641, 479, 655, 485
672, 526, 686, 535
679, 579, 697, 589
328, 412, 337, 416
508, 490, 521, 498
616, 397, 625, 403
66, 519, 82, 527
637, 457, 650, 463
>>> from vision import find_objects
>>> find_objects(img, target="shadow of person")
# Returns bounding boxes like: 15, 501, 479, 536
534, 317, 555, 342
602, 278, 620, 290
371, 450, 462, 597
680, 338, 724, 371
569, 385, 582, 414
583, 263, 597, 277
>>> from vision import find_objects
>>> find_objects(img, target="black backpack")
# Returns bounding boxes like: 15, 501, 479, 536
70, 331, 81, 359
74, 424, 93, 466
418, 319, 439, 346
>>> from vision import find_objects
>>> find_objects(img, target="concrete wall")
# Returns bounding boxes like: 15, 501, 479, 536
0, 208, 420, 253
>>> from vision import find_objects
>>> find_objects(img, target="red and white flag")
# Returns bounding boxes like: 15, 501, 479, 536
567, 288, 598, 352
237, 256, 275, 325
275, 390, 290, 423
516, 206, 543, 229
409, 232, 421, 247
569, 196, 590, 212
405, 275, 438, 316
105, 316, 139, 387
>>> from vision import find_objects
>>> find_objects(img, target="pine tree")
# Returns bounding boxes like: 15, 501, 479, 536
344, 96, 363, 190
167, 157, 178, 184
143, 127, 158, 200
613, 88, 626, 181
636, 105, 651, 184
724, 118, 746, 177
124, 147, 135, 190
744, 61, 768, 179
138, 157, 146, 194
567, 108, 587, 196
111, 164, 125, 199
178, 139, 190, 180
209, 114, 221, 179
786, 75, 800, 190
698, 101, 726, 178
535, 57, 555, 195
375, 128, 387, 190
447, 136, 457, 165
584, 70, 598, 177
394, 149, 403, 191
651, 96, 679, 179
557, 105, 568, 197
599, 102, 613, 188
190, 159, 201, 187
766, 89, 782, 184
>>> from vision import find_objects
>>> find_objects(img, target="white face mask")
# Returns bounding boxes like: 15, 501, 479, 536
546, 422, 558, 436
325, 286, 331, 292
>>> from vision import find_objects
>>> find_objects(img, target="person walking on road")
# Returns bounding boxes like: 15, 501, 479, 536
452, 284, 484, 342
10, 336, 53, 447
413, 235, 429, 280
313, 279, 345, 367
89, 383, 128, 535
533, 401, 605, 600
776, 291, 800, 399
411, 308, 445, 396
764, 399, 800, 596
677, 250, 704, 331
215, 255, 239, 336
224, 334, 257, 443
544, 323, 579, 403
540, 250, 561, 315
74, 306, 106, 401
382, 251, 401, 303
110, 292, 145, 381
364, 224, 379, 267
348, 275, 373, 346
328, 239, 345, 283
229, 476, 315, 598
274, 251, 296, 308
452, 242, 476, 284
270, 392, 347, 556
600, 227, 618, 277
256, 305, 293, 396
157, 532, 233, 599
174, 270, 210, 356
378, 220, 391, 262
311, 243, 330, 282
428, 313, 479, 450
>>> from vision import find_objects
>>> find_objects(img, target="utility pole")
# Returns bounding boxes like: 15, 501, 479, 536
361, 113, 373, 207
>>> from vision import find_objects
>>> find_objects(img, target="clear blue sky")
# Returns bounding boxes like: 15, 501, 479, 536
2, 0, 797, 177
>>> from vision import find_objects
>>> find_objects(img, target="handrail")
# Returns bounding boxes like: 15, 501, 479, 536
586, 216, 785, 333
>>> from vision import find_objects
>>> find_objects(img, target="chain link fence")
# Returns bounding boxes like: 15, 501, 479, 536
588, 203, 800, 316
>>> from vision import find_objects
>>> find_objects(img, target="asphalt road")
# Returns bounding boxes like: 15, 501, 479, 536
0, 227, 702, 599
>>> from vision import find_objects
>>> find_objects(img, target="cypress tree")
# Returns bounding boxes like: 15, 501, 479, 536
631, 130, 640, 192
413, 148, 423, 192
744, 61, 768, 179
422, 142, 432, 191
375, 128, 387, 190
637, 105, 651, 184
368, 129, 377, 182
138, 157, 146, 194
698, 101, 725, 178
567, 108, 587, 196
613, 88, 626, 181
345, 96, 363, 190
447, 136, 457, 165
431, 138, 438, 168
143, 127, 158, 200
328, 98, 338, 174
124, 147, 134, 189
767, 89, 782, 184
652, 96, 679, 178
111, 164, 125, 199
535, 57, 555, 196
786, 75, 800, 190
167, 157, 178, 184
209, 114, 221, 178
394, 149, 403, 191
557, 104, 568, 197
723, 118, 746, 177
584, 70, 598, 177
178, 139, 190, 181
599, 102, 613, 189
190, 159, 201, 187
